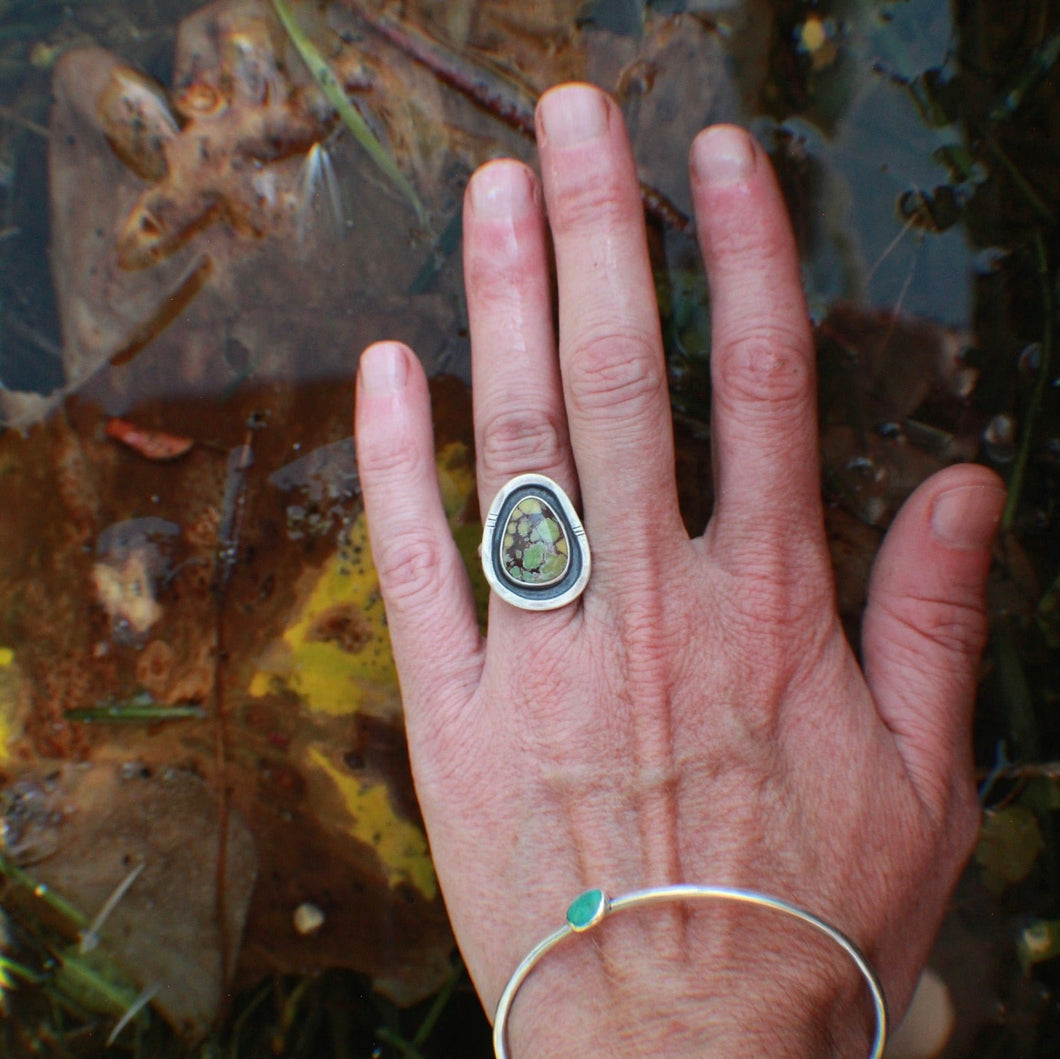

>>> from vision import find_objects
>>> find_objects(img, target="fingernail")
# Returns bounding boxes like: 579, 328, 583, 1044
538, 84, 608, 147
469, 161, 534, 218
691, 125, 756, 188
931, 484, 1006, 550
359, 343, 408, 395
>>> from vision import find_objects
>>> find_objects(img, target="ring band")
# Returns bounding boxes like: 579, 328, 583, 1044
493, 885, 888, 1059
480, 474, 590, 611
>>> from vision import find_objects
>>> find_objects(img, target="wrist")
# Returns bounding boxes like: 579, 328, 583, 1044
497, 893, 878, 1059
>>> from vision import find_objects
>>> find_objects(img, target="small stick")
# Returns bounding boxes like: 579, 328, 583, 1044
0, 105, 49, 138
1003, 230, 1053, 530
66, 703, 206, 723
350, 6, 692, 232
977, 760, 1060, 782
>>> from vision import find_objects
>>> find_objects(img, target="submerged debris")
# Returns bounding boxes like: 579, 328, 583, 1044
0, 761, 258, 1039
105, 417, 195, 460
294, 900, 325, 935
91, 518, 180, 642
0, 776, 67, 866
268, 435, 360, 540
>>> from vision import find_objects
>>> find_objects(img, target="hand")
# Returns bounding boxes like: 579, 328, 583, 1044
354, 83, 1004, 1058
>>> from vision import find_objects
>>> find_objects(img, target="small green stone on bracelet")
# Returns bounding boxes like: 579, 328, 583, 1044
493, 884, 888, 1059
566, 888, 608, 931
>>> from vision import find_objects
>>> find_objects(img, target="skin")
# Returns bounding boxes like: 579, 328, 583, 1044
354, 83, 1005, 1058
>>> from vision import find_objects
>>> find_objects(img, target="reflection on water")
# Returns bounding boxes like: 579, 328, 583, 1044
0, 0, 1056, 1055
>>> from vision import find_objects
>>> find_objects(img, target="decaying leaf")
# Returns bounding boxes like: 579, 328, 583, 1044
975, 804, 1045, 892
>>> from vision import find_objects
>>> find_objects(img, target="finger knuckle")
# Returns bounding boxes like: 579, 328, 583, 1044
465, 246, 522, 303
374, 532, 452, 609
915, 598, 990, 658
549, 166, 631, 236
712, 544, 830, 631
729, 580, 815, 632
710, 215, 788, 272
715, 332, 812, 413
356, 430, 422, 485
566, 329, 666, 420
478, 406, 567, 480
880, 592, 989, 660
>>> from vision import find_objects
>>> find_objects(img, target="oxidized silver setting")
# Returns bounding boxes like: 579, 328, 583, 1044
481, 473, 590, 611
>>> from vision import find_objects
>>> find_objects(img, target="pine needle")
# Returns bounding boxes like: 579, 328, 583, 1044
107, 982, 159, 1046
79, 862, 145, 954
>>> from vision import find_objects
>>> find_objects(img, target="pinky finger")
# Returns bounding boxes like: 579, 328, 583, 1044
355, 342, 483, 716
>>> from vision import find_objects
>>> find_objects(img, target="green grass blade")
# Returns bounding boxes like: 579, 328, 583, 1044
270, 0, 426, 226
0, 850, 89, 929
65, 703, 206, 723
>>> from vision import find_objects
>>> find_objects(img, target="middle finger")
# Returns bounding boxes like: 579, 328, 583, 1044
536, 85, 686, 572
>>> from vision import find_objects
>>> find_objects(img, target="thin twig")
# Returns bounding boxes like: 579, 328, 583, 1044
1003, 230, 1053, 529
374, 1026, 427, 1059
0, 104, 48, 138
351, 5, 691, 232
982, 132, 1055, 226
5, 313, 63, 360
977, 760, 1060, 782
411, 960, 464, 1048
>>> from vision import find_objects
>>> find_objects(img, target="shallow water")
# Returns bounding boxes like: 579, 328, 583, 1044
0, 0, 1057, 1055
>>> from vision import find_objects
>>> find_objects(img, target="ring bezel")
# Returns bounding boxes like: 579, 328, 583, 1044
480, 474, 590, 611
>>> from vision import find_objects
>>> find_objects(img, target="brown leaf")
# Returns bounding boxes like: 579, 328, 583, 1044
104, 418, 194, 460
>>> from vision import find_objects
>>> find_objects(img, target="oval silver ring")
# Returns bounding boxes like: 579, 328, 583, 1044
480, 474, 590, 611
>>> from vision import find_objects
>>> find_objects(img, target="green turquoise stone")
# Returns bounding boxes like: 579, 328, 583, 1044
499, 496, 571, 587
567, 888, 607, 931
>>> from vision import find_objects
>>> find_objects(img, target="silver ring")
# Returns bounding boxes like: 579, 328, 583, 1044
480, 474, 590, 611
493, 885, 888, 1059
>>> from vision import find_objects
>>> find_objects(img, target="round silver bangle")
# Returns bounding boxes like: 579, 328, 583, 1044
492, 885, 888, 1059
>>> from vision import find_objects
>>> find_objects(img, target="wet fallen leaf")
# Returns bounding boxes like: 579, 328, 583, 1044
4, 760, 258, 1039
105, 418, 194, 460
975, 804, 1045, 892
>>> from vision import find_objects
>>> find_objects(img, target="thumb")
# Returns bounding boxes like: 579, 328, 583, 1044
861, 465, 1005, 814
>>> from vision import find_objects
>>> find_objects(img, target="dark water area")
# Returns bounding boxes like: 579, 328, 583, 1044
0, 0, 1056, 1055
